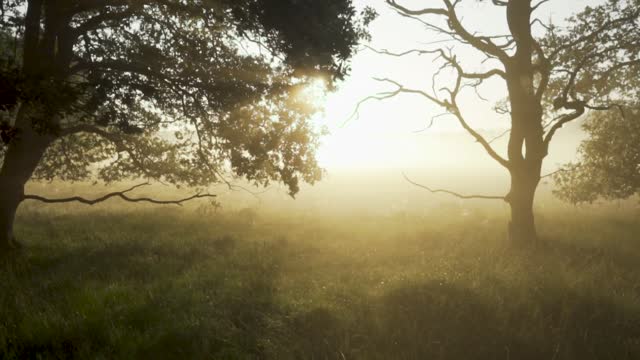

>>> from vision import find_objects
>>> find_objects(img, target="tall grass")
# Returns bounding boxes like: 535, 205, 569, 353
1, 204, 639, 359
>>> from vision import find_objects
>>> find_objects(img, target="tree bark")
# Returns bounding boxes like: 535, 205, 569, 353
504, 80, 545, 244
504, 108, 544, 244
506, 169, 540, 243
0, 179, 23, 251
504, 103, 544, 244
500, 1, 545, 243
504, 81, 544, 243
0, 108, 52, 253
0, 0, 57, 253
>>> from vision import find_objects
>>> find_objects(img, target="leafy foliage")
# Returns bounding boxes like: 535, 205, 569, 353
545, 0, 640, 203
542, 0, 640, 108
554, 107, 640, 203
0, 0, 374, 195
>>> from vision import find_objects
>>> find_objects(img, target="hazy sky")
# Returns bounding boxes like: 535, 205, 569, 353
312, 0, 605, 174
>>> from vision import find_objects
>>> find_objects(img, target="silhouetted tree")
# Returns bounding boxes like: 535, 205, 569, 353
364, 0, 639, 242
0, 0, 375, 251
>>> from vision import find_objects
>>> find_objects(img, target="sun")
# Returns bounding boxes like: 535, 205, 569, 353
297, 77, 329, 109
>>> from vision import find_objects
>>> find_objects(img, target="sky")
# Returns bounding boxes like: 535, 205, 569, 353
310, 0, 605, 175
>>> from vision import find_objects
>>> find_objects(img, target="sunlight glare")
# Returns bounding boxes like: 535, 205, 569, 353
298, 77, 329, 109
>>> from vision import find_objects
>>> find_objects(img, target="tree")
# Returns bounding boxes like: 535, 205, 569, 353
554, 106, 640, 204
361, 0, 640, 242
549, 1, 640, 204
0, 0, 375, 251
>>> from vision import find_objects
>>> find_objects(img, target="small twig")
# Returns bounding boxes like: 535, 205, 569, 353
23, 183, 216, 206
488, 128, 511, 144
413, 112, 453, 133
403, 173, 505, 200
342, 90, 402, 126
531, 0, 551, 12
541, 169, 567, 179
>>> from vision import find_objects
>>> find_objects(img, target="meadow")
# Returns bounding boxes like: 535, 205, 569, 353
0, 195, 638, 359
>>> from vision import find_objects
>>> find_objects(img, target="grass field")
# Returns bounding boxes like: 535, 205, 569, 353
1, 203, 639, 359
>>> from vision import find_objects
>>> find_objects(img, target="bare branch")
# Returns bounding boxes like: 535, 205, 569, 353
585, 103, 626, 116
441, 57, 510, 169
358, 41, 511, 169
394, 10, 457, 37
385, 0, 510, 63
450, 107, 510, 169
531, 0, 551, 13
413, 112, 454, 133
22, 183, 216, 206
365, 45, 441, 58
530, 18, 551, 31
541, 168, 567, 179
441, 0, 510, 62
460, 68, 506, 80
385, 0, 447, 16
488, 128, 511, 144
373, 77, 447, 107
343, 89, 403, 126
403, 173, 505, 200
362, 59, 510, 169
543, 106, 585, 148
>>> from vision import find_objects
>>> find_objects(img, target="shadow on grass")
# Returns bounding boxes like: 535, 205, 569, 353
288, 280, 640, 360
543, 238, 640, 275
2, 209, 639, 359
286, 282, 522, 359
0, 234, 291, 359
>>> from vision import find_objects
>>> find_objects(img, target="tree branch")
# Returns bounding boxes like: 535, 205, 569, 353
354, 59, 510, 169
547, 8, 640, 61
488, 128, 511, 144
385, 0, 447, 16
441, 0, 510, 62
531, 0, 551, 13
367, 45, 507, 81
541, 168, 567, 179
385, 0, 510, 63
59, 124, 174, 183
71, 7, 139, 37
403, 173, 506, 200
343, 88, 404, 125
373, 77, 447, 107
543, 105, 585, 148
23, 183, 216, 206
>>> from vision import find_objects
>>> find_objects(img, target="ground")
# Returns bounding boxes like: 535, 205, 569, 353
1, 203, 639, 359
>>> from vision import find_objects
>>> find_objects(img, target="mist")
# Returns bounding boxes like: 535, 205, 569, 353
1, 0, 639, 358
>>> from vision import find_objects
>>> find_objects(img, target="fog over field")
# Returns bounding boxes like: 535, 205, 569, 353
1, 0, 639, 358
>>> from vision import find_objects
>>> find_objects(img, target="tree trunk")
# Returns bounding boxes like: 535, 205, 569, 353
0, 180, 22, 251
0, 0, 63, 253
500, 0, 547, 244
0, 144, 50, 252
507, 171, 540, 243
504, 88, 545, 243
504, 105, 544, 244
0, 109, 52, 253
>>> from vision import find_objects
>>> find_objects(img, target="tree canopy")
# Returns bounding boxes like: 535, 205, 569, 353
543, 0, 640, 203
0, 0, 375, 196
554, 106, 640, 203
